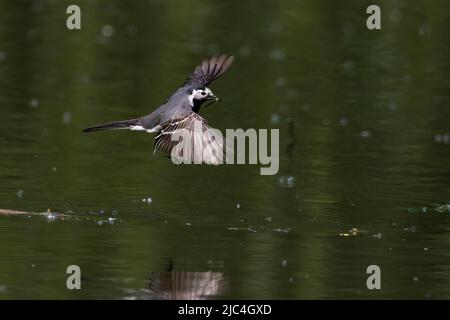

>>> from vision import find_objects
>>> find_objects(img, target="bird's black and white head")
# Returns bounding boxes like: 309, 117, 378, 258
188, 87, 219, 111
183, 54, 234, 113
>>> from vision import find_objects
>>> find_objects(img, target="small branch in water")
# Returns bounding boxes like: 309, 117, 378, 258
0, 208, 70, 219
0, 208, 32, 216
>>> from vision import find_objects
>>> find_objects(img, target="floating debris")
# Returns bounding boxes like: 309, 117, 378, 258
273, 228, 290, 234
142, 197, 153, 204
403, 226, 417, 233
236, 203, 240, 209
339, 227, 364, 237
360, 130, 371, 138
372, 233, 383, 239
435, 204, 450, 213
16, 190, 23, 200
1, 207, 120, 225
278, 175, 295, 188
265, 217, 272, 222
185, 222, 192, 226
227, 227, 257, 233
281, 260, 287, 267
408, 204, 450, 214
434, 134, 450, 143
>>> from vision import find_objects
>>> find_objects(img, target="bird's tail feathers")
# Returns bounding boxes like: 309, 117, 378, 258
83, 119, 134, 133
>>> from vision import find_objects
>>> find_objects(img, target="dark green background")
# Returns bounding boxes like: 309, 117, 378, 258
0, 0, 449, 299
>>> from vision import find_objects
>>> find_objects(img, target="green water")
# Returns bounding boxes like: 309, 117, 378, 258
0, 0, 450, 299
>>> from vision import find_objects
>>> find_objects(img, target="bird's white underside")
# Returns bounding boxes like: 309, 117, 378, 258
130, 125, 162, 133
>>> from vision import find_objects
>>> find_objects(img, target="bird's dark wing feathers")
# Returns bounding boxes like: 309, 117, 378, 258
153, 112, 226, 165
184, 54, 234, 88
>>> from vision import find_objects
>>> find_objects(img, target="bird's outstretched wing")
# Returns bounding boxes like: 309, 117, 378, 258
184, 54, 234, 88
154, 112, 229, 165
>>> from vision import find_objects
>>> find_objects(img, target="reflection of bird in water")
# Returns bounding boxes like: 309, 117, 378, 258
122, 260, 225, 300
286, 117, 296, 162
147, 270, 225, 300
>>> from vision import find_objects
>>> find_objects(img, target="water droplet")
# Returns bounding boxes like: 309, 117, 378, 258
281, 260, 287, 267
270, 113, 281, 124
236, 203, 240, 209
339, 118, 348, 127
101, 25, 114, 37
239, 45, 251, 57
126, 24, 138, 36
388, 101, 398, 111
29, 98, 39, 108
342, 59, 354, 72
62, 112, 72, 124
360, 130, 371, 138
274, 77, 286, 87
268, 22, 282, 33
0, 51, 7, 62
270, 49, 286, 61
389, 10, 402, 23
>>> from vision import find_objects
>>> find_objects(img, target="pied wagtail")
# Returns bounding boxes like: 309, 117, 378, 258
83, 54, 234, 164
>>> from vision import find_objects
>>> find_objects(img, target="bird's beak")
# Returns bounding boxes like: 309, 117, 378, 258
209, 94, 220, 102
204, 94, 220, 108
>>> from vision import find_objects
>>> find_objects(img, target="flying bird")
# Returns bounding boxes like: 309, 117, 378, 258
83, 54, 234, 164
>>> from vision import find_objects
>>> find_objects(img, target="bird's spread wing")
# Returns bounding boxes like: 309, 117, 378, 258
154, 112, 229, 165
184, 54, 234, 88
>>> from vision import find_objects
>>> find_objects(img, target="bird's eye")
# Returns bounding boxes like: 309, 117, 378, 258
201, 91, 206, 96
